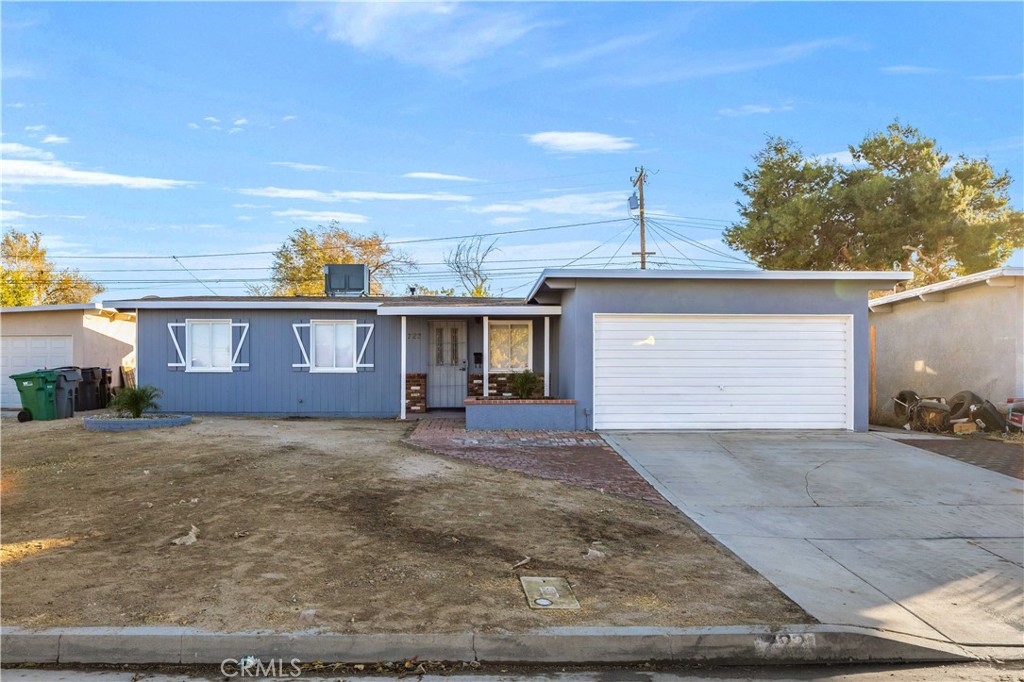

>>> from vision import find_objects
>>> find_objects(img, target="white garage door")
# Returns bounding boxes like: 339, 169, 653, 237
593, 314, 853, 430
1, 336, 73, 409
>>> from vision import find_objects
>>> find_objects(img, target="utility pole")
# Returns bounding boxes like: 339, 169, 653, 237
631, 166, 654, 269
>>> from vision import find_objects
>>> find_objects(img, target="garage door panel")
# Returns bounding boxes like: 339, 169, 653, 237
593, 314, 852, 430
1, 335, 73, 409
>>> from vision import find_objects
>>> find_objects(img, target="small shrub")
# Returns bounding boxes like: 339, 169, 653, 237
508, 370, 542, 399
110, 384, 163, 419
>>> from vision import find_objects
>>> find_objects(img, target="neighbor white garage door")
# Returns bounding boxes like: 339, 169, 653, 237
593, 314, 853, 430
0, 336, 73, 409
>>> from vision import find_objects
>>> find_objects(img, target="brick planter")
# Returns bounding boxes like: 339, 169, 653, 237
464, 398, 577, 431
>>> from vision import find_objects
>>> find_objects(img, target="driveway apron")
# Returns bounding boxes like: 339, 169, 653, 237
603, 431, 1024, 648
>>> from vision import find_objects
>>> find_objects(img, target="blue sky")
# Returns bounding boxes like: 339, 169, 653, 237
2, 1, 1022, 298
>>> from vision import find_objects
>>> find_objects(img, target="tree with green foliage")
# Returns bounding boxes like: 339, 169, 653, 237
254, 222, 414, 296
724, 121, 1024, 286
1, 230, 104, 306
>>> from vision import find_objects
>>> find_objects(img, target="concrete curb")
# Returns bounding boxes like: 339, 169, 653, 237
1, 625, 979, 666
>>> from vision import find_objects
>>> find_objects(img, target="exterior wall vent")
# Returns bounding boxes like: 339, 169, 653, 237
323, 264, 370, 297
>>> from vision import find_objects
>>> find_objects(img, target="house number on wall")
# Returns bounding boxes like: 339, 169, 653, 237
407, 332, 422, 340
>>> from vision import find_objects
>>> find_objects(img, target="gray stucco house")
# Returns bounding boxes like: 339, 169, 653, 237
869, 266, 1023, 409
106, 268, 907, 431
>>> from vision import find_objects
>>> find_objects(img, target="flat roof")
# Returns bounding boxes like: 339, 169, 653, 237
528, 268, 913, 301
102, 295, 541, 311
0, 302, 104, 314
869, 266, 1023, 309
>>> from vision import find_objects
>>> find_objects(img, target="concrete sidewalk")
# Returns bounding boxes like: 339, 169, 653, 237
604, 431, 1024, 659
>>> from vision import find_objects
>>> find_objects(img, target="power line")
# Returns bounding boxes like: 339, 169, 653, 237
46, 218, 633, 260
172, 256, 219, 295
646, 219, 752, 264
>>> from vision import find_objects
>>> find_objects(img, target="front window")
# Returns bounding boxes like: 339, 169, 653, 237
311, 320, 357, 372
488, 320, 532, 372
186, 320, 233, 372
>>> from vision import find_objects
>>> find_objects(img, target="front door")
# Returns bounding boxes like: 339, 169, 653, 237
427, 319, 468, 408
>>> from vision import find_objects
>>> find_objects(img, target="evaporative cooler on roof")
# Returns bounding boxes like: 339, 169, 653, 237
323, 264, 370, 297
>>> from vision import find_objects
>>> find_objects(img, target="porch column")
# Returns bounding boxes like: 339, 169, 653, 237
482, 315, 489, 397
400, 315, 407, 420
543, 316, 550, 397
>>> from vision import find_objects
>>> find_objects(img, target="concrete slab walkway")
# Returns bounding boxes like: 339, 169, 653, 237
603, 431, 1024, 652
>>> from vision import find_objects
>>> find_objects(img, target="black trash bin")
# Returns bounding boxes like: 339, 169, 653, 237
53, 367, 82, 419
76, 367, 102, 411
98, 368, 113, 408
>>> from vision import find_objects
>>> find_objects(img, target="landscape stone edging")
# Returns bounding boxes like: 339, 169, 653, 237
83, 415, 192, 431
0, 624, 979, 666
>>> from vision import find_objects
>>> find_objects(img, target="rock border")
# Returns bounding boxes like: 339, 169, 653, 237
83, 415, 192, 431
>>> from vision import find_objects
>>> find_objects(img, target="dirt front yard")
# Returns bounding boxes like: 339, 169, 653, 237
1, 416, 808, 633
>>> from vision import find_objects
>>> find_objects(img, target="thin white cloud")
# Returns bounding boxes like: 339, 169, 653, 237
233, 203, 270, 209
233, 118, 248, 125
614, 38, 852, 87
542, 33, 656, 70
1, 209, 86, 223
239, 186, 472, 202
228, 127, 244, 134
718, 102, 794, 117
468, 191, 626, 217
1, 142, 55, 160
236, 216, 255, 222
489, 216, 528, 226
527, 131, 636, 154
187, 123, 201, 129
282, 115, 298, 122
270, 161, 331, 172
880, 65, 942, 75
464, 203, 531, 215
2, 159, 193, 189
403, 171, 480, 182
41, 134, 69, 144
204, 116, 220, 123
7, 102, 26, 109
971, 73, 1024, 82
272, 209, 370, 224
305, 2, 539, 71
24, 124, 46, 132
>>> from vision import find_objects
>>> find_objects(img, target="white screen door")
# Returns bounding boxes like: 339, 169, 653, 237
427, 320, 468, 408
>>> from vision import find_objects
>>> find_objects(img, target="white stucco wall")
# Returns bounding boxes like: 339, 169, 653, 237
871, 277, 1023, 406
0, 309, 136, 385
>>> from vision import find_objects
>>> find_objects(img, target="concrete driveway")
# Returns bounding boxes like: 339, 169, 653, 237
604, 431, 1023, 653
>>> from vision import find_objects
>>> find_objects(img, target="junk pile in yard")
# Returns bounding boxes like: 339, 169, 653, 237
892, 389, 1023, 434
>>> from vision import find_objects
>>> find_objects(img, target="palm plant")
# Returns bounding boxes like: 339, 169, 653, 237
109, 384, 162, 419
508, 370, 542, 399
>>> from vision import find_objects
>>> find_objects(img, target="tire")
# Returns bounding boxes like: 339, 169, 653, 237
970, 401, 1007, 432
17, 410, 31, 423
949, 391, 983, 421
894, 390, 920, 419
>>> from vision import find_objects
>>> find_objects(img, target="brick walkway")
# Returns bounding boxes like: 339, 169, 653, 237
407, 417, 669, 506
898, 437, 1024, 479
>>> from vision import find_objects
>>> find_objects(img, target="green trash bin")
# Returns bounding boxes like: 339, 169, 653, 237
9, 370, 59, 422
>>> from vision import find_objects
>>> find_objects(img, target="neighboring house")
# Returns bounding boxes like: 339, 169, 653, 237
106, 268, 906, 431
0, 303, 137, 409
869, 266, 1024, 408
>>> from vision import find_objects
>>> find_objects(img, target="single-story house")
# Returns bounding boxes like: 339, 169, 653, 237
106, 268, 907, 431
869, 266, 1024, 408
0, 303, 137, 410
